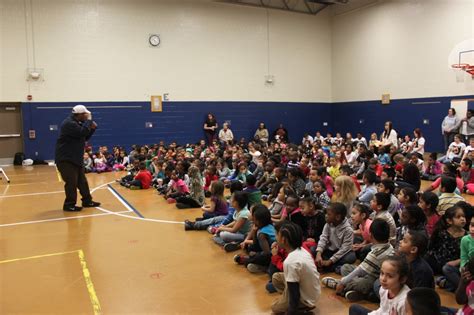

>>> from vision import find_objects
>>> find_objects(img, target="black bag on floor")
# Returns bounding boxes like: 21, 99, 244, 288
13, 152, 25, 165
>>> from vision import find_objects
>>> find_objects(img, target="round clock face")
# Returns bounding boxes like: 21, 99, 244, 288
149, 34, 160, 47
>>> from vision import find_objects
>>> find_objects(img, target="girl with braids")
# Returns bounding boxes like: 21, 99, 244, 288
271, 222, 320, 315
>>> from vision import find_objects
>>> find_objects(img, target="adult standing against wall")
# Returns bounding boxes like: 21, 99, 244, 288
55, 105, 101, 211
218, 122, 234, 146
459, 109, 474, 144
380, 121, 398, 150
441, 108, 460, 151
203, 113, 218, 146
254, 122, 269, 145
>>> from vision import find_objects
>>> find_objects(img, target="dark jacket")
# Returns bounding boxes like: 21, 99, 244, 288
55, 115, 95, 166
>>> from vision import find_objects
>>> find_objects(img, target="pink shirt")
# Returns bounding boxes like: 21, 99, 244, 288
323, 175, 334, 198
431, 176, 464, 191
426, 213, 440, 237
171, 179, 190, 194
462, 281, 474, 315
360, 219, 373, 243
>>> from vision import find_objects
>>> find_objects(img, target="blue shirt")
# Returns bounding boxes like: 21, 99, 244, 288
258, 224, 276, 245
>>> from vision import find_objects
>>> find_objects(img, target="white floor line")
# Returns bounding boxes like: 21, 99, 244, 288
0, 186, 109, 199
96, 206, 184, 225
0, 210, 132, 228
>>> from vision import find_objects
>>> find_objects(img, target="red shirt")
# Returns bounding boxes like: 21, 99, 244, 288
134, 170, 153, 189
300, 165, 310, 177
204, 174, 218, 190
351, 175, 361, 192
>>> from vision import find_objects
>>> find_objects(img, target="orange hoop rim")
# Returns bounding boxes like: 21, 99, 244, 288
452, 63, 470, 69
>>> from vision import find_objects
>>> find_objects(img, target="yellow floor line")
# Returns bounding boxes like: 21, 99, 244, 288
0, 249, 102, 315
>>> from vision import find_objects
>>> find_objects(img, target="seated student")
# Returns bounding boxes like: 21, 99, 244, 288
456, 255, 474, 315
439, 134, 466, 163
398, 230, 434, 289
418, 191, 440, 237
349, 255, 411, 315
175, 166, 205, 209
322, 219, 394, 302
340, 165, 361, 192
396, 162, 421, 192
305, 168, 318, 192
256, 160, 277, 195
234, 204, 276, 274
437, 176, 465, 216
315, 202, 355, 274
425, 162, 464, 194
333, 175, 359, 217
426, 205, 466, 292
164, 170, 190, 202
213, 191, 252, 252
459, 158, 474, 194
377, 147, 391, 167
266, 222, 289, 294
395, 187, 418, 225
225, 162, 252, 185
185, 181, 241, 232
311, 180, 331, 210
406, 288, 441, 315
421, 152, 443, 181
243, 174, 262, 209
395, 205, 427, 250
84, 152, 93, 173
300, 197, 325, 242
269, 184, 285, 217
357, 170, 378, 207
370, 192, 397, 246
351, 203, 373, 261
287, 168, 306, 197
328, 156, 341, 180
127, 162, 152, 190
407, 153, 424, 172
377, 179, 400, 217
203, 165, 218, 197
267, 167, 287, 202
216, 159, 231, 181
271, 222, 321, 315
118, 159, 140, 185
368, 158, 384, 178
461, 216, 474, 272
380, 166, 396, 182
315, 166, 334, 198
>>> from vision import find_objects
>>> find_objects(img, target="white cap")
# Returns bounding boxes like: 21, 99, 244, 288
72, 105, 91, 114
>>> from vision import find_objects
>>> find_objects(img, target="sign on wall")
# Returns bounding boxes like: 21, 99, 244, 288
151, 95, 162, 112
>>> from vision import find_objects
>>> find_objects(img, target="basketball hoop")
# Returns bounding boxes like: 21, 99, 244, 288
452, 63, 471, 82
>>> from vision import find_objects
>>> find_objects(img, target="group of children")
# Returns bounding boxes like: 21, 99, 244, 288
94, 130, 474, 314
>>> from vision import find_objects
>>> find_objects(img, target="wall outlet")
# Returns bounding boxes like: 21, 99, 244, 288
423, 119, 430, 125
359, 119, 364, 124
35, 152, 38, 156
323, 122, 328, 126
145, 122, 153, 128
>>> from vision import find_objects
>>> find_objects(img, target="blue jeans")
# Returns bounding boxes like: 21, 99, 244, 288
213, 231, 246, 245
210, 208, 235, 228
442, 264, 461, 292
193, 215, 226, 230
349, 305, 370, 315
321, 249, 357, 273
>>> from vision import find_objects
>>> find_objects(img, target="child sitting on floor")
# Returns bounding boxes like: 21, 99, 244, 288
456, 255, 474, 315
271, 222, 321, 315
164, 170, 190, 202
234, 204, 276, 274
311, 180, 331, 210
175, 166, 205, 209
377, 179, 400, 217
421, 152, 443, 181
127, 162, 152, 190
357, 170, 378, 206
213, 191, 252, 252
315, 202, 355, 274
300, 197, 325, 242
349, 255, 411, 315
437, 176, 465, 216
395, 205, 427, 249
351, 203, 373, 261
199, 181, 228, 219
418, 191, 440, 237
370, 192, 397, 246
322, 219, 394, 302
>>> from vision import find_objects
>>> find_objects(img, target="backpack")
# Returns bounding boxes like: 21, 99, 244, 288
13, 152, 25, 166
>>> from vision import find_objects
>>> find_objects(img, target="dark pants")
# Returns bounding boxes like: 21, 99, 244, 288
320, 249, 357, 273
205, 132, 216, 146
129, 180, 142, 188
349, 305, 370, 315
444, 132, 456, 151
176, 196, 202, 208
57, 161, 93, 208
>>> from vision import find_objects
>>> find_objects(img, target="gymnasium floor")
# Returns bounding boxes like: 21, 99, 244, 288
0, 165, 461, 314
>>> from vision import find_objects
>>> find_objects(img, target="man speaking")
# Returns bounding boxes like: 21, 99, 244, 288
55, 105, 101, 211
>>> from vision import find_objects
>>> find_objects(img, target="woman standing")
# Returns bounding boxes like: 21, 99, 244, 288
380, 121, 398, 150
441, 108, 460, 151
254, 122, 269, 145
203, 113, 218, 146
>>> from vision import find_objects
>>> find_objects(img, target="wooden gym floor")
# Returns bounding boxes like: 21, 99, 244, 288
0, 165, 462, 314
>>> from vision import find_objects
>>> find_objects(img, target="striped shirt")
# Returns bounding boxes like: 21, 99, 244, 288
437, 193, 465, 216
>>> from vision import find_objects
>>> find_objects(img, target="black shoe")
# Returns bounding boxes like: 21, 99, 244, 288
195, 217, 204, 222
63, 206, 83, 212
176, 203, 188, 209
224, 242, 241, 252
83, 201, 101, 208
184, 220, 194, 231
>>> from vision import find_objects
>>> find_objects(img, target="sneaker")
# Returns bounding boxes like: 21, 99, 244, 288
335, 266, 342, 275
266, 281, 277, 293
176, 203, 188, 209
321, 277, 339, 290
167, 198, 176, 204
224, 242, 241, 252
436, 276, 447, 289
63, 205, 83, 212
247, 263, 267, 273
184, 220, 194, 231
233, 254, 249, 265
345, 290, 365, 302
83, 201, 101, 208
207, 226, 218, 234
